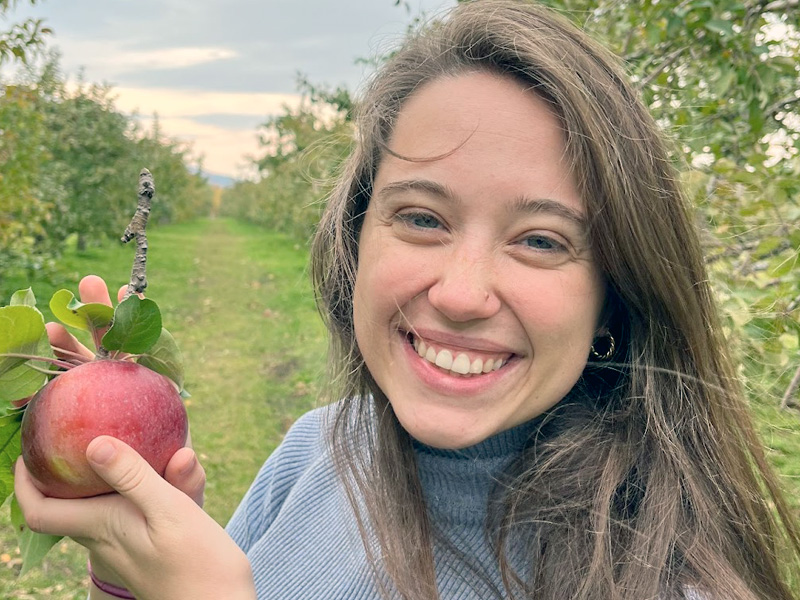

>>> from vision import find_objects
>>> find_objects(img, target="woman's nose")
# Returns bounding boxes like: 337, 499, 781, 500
426, 248, 501, 322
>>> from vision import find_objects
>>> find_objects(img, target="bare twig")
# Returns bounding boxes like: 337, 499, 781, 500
780, 362, 800, 410
95, 168, 154, 359
637, 47, 685, 91
767, 93, 800, 120
121, 168, 155, 300
786, 293, 800, 314
764, 0, 799, 11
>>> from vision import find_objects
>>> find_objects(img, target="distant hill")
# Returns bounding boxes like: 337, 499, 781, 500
204, 172, 236, 188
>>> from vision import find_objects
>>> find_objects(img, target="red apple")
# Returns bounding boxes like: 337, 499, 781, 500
21, 360, 188, 499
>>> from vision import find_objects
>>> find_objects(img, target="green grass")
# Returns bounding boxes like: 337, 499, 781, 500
1, 218, 799, 597
0, 218, 327, 598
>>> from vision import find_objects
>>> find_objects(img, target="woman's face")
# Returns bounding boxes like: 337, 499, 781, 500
353, 72, 606, 449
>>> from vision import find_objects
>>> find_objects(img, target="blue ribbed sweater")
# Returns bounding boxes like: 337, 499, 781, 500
225, 406, 536, 599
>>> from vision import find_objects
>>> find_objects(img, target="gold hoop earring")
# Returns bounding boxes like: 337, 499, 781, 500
590, 332, 615, 360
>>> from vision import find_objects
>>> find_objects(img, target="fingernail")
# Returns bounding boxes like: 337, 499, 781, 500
89, 439, 116, 465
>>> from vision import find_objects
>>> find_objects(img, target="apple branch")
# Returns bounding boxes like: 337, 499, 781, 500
96, 169, 154, 359
121, 168, 155, 300
636, 47, 685, 91
780, 362, 800, 411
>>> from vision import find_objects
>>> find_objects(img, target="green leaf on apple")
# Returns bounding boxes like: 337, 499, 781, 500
10, 288, 37, 308
49, 289, 115, 332
0, 328, 55, 405
0, 301, 55, 405
0, 304, 47, 378
0, 364, 47, 405
10, 494, 63, 577
137, 328, 187, 394
102, 295, 162, 354
0, 410, 23, 506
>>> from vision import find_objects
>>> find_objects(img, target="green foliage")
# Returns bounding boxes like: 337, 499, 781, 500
0, 0, 50, 66
0, 56, 213, 280
0, 83, 55, 274
220, 78, 354, 241
101, 296, 162, 354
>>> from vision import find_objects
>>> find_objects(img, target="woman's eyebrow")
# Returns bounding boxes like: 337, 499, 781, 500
374, 179, 456, 202
510, 196, 588, 230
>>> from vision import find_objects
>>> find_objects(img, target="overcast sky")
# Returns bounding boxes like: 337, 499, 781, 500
10, 0, 456, 177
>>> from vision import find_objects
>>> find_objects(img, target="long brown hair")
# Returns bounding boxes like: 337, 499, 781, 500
310, 1, 800, 598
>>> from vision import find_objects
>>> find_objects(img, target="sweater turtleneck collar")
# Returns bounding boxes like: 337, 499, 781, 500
412, 418, 539, 526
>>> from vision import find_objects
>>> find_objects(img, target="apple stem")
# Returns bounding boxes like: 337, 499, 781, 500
0, 353, 78, 371
51, 345, 92, 363
96, 168, 154, 360
26, 363, 68, 376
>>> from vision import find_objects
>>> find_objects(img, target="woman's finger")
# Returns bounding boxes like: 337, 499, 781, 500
45, 322, 94, 361
78, 275, 113, 307
163, 447, 206, 507
14, 458, 128, 540
117, 285, 145, 303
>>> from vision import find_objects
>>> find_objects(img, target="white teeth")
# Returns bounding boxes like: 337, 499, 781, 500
451, 353, 471, 375
411, 335, 508, 377
425, 346, 437, 363
434, 349, 453, 370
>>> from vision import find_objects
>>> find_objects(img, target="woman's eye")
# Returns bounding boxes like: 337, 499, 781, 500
523, 234, 565, 251
398, 212, 441, 229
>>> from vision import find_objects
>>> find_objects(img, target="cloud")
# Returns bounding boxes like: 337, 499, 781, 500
52, 36, 238, 76
109, 86, 302, 177
111, 86, 300, 118
103, 46, 238, 71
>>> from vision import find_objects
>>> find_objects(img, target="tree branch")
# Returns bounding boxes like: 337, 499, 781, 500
637, 47, 685, 91
786, 293, 800, 314
121, 168, 154, 300
764, 0, 799, 12
767, 93, 800, 120
95, 169, 154, 360
780, 361, 800, 410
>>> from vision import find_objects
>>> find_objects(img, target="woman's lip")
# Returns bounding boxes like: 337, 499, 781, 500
401, 326, 519, 355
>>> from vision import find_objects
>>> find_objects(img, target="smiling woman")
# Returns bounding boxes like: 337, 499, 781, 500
12, 1, 800, 599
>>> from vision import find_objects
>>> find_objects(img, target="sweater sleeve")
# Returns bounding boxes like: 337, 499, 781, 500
225, 407, 327, 553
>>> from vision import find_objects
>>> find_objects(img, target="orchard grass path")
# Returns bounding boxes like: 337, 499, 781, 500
0, 218, 326, 599
1, 220, 800, 597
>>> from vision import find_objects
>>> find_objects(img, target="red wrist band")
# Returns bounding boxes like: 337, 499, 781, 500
87, 560, 136, 599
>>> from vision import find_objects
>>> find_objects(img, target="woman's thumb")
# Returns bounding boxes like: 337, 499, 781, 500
86, 436, 167, 514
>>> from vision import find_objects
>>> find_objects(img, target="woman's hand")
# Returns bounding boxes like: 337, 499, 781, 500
14, 275, 254, 598
14, 438, 255, 599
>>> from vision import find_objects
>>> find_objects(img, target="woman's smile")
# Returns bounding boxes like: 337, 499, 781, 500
409, 333, 512, 376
